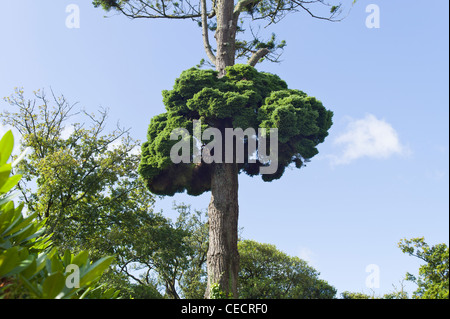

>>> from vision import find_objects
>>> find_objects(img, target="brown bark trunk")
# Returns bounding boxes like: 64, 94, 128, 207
205, 162, 239, 298
214, 0, 237, 76
205, 0, 239, 298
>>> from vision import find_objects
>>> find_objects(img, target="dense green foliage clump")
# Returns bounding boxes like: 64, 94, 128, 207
139, 64, 333, 196
238, 240, 336, 299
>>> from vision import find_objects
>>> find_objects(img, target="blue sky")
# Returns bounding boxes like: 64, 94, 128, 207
1, 0, 448, 297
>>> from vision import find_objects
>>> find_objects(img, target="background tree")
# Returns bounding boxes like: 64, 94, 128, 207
1, 89, 180, 298
238, 240, 336, 298
0, 131, 117, 299
399, 237, 449, 299
100, 202, 209, 299
1, 88, 144, 250
2, 89, 215, 299
340, 286, 409, 300
341, 237, 448, 300
93, 0, 356, 298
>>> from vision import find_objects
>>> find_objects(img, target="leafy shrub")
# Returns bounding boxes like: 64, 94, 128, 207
0, 130, 118, 299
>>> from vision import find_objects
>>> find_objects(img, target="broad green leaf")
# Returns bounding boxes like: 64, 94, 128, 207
34, 252, 48, 274
72, 251, 89, 266
79, 256, 114, 287
21, 255, 37, 278
16, 226, 45, 246
46, 254, 64, 274
30, 234, 53, 251
7, 222, 35, 244
0, 130, 14, 166
0, 247, 20, 276
0, 202, 18, 234
1, 210, 35, 240
63, 249, 72, 266
0, 174, 22, 194
0, 164, 12, 192
42, 272, 65, 299
0, 191, 18, 206
6, 254, 35, 277
1, 204, 28, 238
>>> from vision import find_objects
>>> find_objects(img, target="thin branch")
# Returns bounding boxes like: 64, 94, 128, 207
294, 1, 344, 22
201, 0, 216, 65
112, 0, 201, 19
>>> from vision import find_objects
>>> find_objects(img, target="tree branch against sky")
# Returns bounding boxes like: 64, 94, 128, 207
93, 0, 356, 68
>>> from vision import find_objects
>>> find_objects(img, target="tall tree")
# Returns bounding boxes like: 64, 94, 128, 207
93, 0, 354, 298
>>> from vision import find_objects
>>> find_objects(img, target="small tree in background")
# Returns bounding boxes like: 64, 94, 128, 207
0, 131, 117, 299
238, 240, 336, 299
1, 89, 198, 298
399, 237, 449, 299
341, 237, 449, 299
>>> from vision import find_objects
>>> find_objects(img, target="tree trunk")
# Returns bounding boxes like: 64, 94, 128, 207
206, 162, 239, 298
205, 0, 239, 298
214, 0, 237, 76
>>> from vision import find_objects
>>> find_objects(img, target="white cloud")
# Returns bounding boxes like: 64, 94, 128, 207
107, 138, 141, 156
297, 247, 318, 268
330, 114, 410, 166
60, 125, 75, 140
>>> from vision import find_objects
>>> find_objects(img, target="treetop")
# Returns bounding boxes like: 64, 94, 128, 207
138, 64, 333, 196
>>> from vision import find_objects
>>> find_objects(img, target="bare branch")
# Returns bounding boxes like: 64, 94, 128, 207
293, 1, 344, 22
247, 47, 270, 66
105, 0, 202, 20
201, 0, 216, 65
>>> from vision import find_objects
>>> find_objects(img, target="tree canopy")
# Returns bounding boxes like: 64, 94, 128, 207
238, 240, 336, 298
138, 64, 333, 196
399, 237, 449, 299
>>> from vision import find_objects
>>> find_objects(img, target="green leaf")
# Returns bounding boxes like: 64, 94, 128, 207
63, 249, 72, 266
0, 164, 12, 192
0, 130, 14, 166
0, 202, 18, 235
0, 192, 18, 206
9, 254, 36, 277
45, 254, 64, 274
72, 251, 89, 266
79, 256, 114, 287
42, 272, 65, 299
0, 174, 21, 194
1, 204, 28, 238
1, 210, 35, 240
19, 273, 42, 298
35, 252, 48, 274
0, 247, 20, 276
